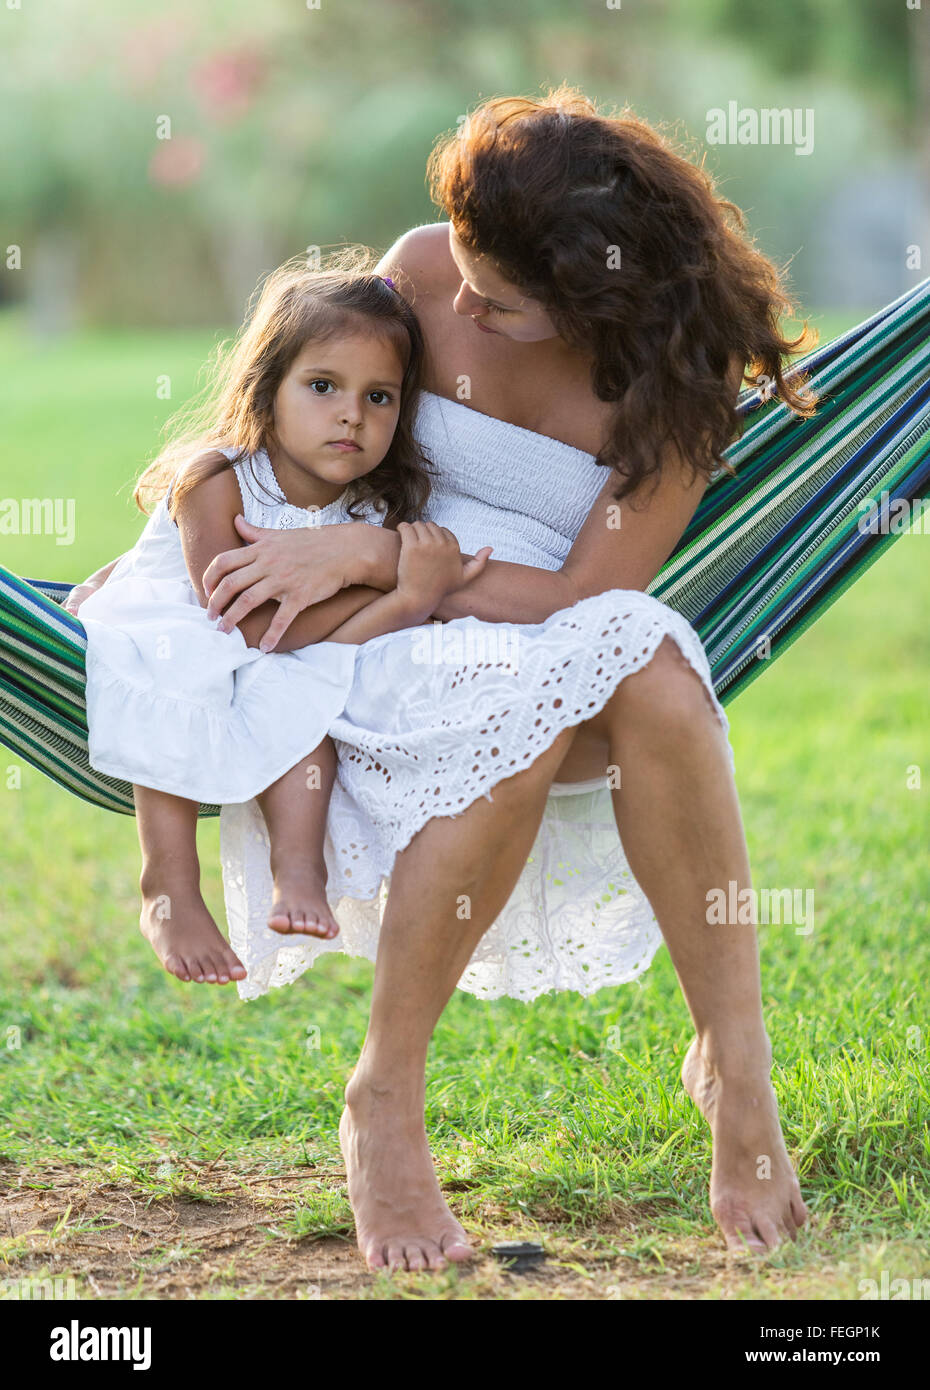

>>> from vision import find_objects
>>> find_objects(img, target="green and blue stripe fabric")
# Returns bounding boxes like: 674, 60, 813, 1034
2, 276, 929, 817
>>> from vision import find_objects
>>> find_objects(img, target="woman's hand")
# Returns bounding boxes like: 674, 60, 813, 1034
396, 521, 492, 613
204, 514, 398, 651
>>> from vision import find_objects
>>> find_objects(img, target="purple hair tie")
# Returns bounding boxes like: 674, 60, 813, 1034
381, 275, 396, 289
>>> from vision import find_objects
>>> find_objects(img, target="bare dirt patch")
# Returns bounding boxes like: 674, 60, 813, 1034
0, 1161, 887, 1300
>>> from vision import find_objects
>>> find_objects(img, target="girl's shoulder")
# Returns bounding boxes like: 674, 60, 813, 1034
166, 445, 240, 504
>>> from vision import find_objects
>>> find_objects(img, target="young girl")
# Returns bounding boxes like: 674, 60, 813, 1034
78, 255, 492, 986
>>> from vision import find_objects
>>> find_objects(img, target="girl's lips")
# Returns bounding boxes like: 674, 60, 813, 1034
328, 441, 362, 452
473, 318, 499, 335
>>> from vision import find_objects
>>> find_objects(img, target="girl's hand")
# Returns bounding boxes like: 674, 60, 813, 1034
203, 514, 395, 651
396, 521, 492, 612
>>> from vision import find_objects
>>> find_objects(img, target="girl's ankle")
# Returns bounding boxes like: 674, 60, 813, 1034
139, 864, 200, 899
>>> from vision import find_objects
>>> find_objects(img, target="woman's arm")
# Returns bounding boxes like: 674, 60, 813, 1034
432, 356, 745, 620
431, 453, 711, 622
199, 458, 706, 642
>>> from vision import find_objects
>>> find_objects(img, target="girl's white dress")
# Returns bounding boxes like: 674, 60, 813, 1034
220, 392, 736, 1002
79, 448, 370, 804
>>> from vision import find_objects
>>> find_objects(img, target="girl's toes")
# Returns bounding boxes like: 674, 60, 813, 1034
186, 957, 207, 983
268, 906, 292, 933
165, 953, 190, 982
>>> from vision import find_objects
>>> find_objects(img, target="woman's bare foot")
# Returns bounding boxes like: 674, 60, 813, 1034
267, 860, 339, 938
139, 874, 246, 984
339, 1072, 475, 1272
681, 1035, 809, 1254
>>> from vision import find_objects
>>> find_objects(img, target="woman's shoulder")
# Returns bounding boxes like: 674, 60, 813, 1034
376, 223, 457, 305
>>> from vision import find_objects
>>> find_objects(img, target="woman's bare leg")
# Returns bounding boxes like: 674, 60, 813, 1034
577, 635, 809, 1253
135, 785, 246, 984
255, 737, 339, 939
341, 633, 807, 1267
340, 727, 578, 1272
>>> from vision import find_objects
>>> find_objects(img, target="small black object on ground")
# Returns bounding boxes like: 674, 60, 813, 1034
490, 1241, 546, 1274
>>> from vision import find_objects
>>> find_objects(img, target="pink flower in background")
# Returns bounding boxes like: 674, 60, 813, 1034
148, 136, 206, 188
192, 50, 266, 123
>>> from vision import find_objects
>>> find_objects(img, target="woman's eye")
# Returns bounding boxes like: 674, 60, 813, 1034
486, 303, 513, 316
309, 379, 333, 394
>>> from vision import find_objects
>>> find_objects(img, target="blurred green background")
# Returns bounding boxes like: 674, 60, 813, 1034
1, 0, 927, 332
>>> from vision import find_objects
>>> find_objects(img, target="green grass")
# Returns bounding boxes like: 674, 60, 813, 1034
0, 307, 928, 1299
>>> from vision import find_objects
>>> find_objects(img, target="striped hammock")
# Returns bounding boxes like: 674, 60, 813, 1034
2, 276, 929, 819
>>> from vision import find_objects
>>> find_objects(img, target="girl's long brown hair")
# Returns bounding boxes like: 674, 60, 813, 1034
427, 86, 819, 505
134, 247, 435, 528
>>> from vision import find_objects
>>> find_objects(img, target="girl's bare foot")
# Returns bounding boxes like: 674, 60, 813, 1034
339, 1071, 475, 1273
267, 860, 339, 938
681, 1035, 809, 1254
139, 873, 246, 984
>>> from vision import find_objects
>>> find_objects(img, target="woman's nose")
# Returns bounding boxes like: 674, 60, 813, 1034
453, 280, 484, 317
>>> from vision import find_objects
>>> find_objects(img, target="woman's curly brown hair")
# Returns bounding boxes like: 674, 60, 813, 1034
134, 247, 435, 529
427, 85, 819, 506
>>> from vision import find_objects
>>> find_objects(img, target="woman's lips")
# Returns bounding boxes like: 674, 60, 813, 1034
473, 318, 499, 335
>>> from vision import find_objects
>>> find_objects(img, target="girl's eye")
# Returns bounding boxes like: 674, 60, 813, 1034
309, 379, 333, 394
486, 303, 513, 315
368, 390, 393, 405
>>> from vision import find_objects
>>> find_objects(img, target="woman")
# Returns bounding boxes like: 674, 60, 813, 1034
69, 87, 814, 1272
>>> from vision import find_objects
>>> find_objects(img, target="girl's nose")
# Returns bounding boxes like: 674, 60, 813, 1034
339, 398, 364, 425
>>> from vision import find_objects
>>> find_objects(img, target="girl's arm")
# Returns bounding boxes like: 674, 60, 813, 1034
324, 523, 492, 645
176, 467, 385, 652
63, 554, 126, 616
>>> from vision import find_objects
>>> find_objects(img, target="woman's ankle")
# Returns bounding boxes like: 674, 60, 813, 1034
345, 1060, 427, 1117
693, 1027, 773, 1079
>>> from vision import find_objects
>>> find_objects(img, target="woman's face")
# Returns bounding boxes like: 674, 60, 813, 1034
449, 226, 560, 343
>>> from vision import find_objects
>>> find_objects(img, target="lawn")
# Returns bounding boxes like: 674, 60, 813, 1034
0, 308, 928, 1300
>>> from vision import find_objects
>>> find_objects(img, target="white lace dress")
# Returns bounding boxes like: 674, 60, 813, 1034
220, 392, 736, 1002
79, 449, 370, 803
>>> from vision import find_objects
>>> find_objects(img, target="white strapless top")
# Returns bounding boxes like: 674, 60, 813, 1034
414, 390, 606, 571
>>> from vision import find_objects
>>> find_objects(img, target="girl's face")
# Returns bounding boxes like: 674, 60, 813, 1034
269, 328, 404, 507
449, 225, 560, 343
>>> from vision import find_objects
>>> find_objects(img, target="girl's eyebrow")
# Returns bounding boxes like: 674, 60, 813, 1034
300, 367, 403, 389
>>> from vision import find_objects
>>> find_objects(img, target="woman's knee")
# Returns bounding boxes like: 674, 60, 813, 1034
610, 635, 717, 733
484, 725, 576, 807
